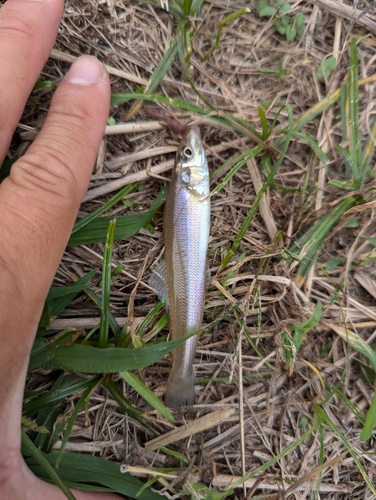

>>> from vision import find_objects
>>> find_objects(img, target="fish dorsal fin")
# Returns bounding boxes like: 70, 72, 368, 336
148, 260, 169, 308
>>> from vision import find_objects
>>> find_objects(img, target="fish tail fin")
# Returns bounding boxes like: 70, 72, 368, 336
164, 371, 195, 409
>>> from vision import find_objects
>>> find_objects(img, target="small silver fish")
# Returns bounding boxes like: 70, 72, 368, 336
150, 126, 210, 408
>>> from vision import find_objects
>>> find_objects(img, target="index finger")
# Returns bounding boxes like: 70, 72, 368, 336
0, 0, 64, 161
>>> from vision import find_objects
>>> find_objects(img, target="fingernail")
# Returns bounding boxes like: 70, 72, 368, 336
65, 56, 105, 86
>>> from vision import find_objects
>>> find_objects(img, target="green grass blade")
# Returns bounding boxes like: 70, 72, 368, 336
325, 383, 366, 424
31, 406, 64, 453
328, 180, 360, 191
210, 149, 261, 180
26, 452, 165, 499
292, 301, 322, 351
39, 335, 196, 373
327, 323, 376, 373
46, 270, 97, 301
68, 188, 167, 245
99, 220, 116, 348
156, 445, 189, 464
104, 376, 151, 426
176, 22, 215, 109
294, 300, 322, 333
347, 38, 362, 185
324, 323, 376, 441
289, 196, 359, 280
221, 105, 294, 269
0, 157, 17, 182
32, 80, 57, 92
79, 285, 121, 339
134, 301, 166, 339
191, 0, 203, 16
72, 183, 138, 234
257, 106, 270, 140
22, 432, 77, 500
291, 131, 328, 165
148, 35, 179, 94
38, 270, 97, 331
69, 214, 156, 246
340, 82, 347, 143
360, 391, 376, 441
362, 117, 376, 173
202, 8, 250, 61
29, 330, 78, 370
23, 375, 102, 416
316, 405, 376, 494
22, 416, 50, 435
212, 146, 263, 196
56, 377, 101, 467
183, 0, 193, 15
224, 421, 318, 492
120, 371, 175, 423
294, 73, 376, 133
111, 93, 263, 140
141, 311, 169, 343
334, 143, 359, 179
291, 197, 358, 249
135, 476, 163, 498
293, 89, 341, 132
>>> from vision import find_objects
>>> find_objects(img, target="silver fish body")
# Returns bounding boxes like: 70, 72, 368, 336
164, 126, 210, 408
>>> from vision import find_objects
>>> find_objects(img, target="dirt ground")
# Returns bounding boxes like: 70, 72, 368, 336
16, 1, 376, 498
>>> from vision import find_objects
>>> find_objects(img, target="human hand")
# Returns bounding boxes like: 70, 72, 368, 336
0, 0, 123, 498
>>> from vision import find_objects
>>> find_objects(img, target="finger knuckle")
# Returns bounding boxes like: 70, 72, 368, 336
10, 149, 80, 206
49, 98, 101, 149
0, 7, 38, 44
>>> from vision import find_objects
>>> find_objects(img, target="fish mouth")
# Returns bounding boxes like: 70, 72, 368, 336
180, 125, 202, 145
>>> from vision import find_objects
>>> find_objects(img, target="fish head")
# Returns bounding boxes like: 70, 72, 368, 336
175, 126, 209, 197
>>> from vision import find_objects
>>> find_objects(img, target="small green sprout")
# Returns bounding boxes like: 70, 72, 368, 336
325, 257, 346, 272
122, 198, 134, 207
299, 416, 309, 428
111, 265, 124, 277
343, 217, 360, 228
256, 1, 305, 41
281, 301, 322, 375
317, 56, 337, 81
257, 0, 289, 17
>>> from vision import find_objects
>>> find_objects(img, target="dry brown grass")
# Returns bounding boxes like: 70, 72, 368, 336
15, 0, 376, 498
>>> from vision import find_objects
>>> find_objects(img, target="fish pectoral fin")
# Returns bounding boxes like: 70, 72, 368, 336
148, 260, 169, 309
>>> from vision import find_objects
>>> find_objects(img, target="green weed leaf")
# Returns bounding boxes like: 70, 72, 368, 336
68, 188, 167, 245
259, 6, 276, 16
37, 335, 197, 373
26, 452, 165, 499
120, 371, 176, 422
360, 391, 376, 441
317, 56, 337, 81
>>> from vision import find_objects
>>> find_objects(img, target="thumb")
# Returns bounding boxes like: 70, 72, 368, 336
0, 55, 110, 350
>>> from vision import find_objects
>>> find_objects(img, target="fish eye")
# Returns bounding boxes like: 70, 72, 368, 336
183, 147, 193, 158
